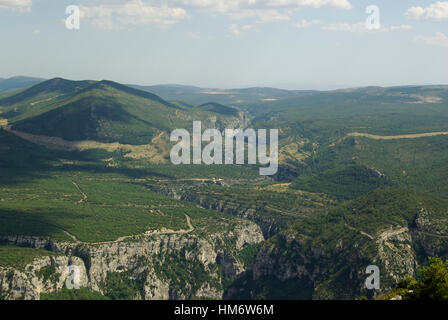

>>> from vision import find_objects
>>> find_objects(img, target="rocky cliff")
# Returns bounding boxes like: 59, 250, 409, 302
223, 189, 448, 299
0, 219, 264, 300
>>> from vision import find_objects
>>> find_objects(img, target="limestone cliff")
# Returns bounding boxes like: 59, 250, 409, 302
0, 220, 264, 300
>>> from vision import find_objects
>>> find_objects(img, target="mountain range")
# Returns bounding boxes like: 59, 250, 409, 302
0, 76, 45, 93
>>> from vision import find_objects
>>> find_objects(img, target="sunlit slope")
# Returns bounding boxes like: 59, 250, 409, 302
291, 135, 448, 199
0, 129, 249, 243
250, 85, 448, 142
0, 78, 94, 120
243, 85, 448, 191
1, 79, 243, 146
130, 84, 315, 106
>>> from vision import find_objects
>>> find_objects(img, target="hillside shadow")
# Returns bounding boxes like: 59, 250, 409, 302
0, 127, 173, 186
0, 207, 88, 241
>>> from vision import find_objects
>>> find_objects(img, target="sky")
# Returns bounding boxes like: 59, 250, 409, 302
0, 0, 447, 89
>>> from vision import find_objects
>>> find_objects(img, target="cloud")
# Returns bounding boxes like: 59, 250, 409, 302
267, 0, 352, 10
230, 9, 290, 23
80, 0, 186, 30
229, 23, 241, 35
295, 19, 321, 28
414, 32, 448, 47
322, 22, 368, 33
322, 22, 412, 33
389, 25, 413, 31
187, 31, 201, 39
229, 23, 254, 35
0, 0, 31, 11
405, 1, 448, 21
174, 0, 257, 13
76, 0, 355, 30
175, 0, 352, 11
173, 0, 351, 25
75, 0, 354, 30
241, 24, 255, 30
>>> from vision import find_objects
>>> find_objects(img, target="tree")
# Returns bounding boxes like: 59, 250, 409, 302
399, 257, 448, 300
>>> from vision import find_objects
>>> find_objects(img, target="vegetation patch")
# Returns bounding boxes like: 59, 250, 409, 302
40, 287, 109, 300
0, 246, 58, 270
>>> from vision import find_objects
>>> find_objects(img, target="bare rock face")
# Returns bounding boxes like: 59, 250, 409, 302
0, 256, 88, 300
0, 220, 264, 300
228, 224, 424, 300
150, 185, 284, 238
376, 227, 417, 283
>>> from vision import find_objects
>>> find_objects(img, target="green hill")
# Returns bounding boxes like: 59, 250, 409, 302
0, 76, 45, 93
2, 79, 242, 146
131, 84, 314, 106
2, 80, 448, 300
291, 165, 393, 200
0, 78, 94, 121
290, 134, 448, 199
196, 102, 239, 117
250, 85, 448, 141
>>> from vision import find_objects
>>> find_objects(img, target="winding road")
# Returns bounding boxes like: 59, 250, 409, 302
62, 214, 194, 245
72, 181, 87, 204
347, 131, 448, 140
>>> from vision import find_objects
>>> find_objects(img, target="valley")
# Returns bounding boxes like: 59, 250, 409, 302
1, 78, 448, 300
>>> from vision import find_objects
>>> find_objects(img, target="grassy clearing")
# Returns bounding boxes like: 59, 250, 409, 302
0, 246, 59, 269
0, 170, 230, 242
40, 288, 110, 300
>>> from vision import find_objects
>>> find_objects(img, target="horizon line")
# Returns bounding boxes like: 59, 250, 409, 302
1, 75, 448, 93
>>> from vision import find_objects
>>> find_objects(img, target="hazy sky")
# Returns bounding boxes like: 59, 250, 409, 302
0, 0, 447, 89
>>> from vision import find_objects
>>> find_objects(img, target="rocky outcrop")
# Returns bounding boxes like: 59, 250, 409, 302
226, 224, 428, 300
149, 185, 285, 238
0, 256, 87, 300
0, 220, 264, 300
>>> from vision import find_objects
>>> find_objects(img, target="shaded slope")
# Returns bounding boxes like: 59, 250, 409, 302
6, 78, 244, 146
292, 135, 448, 199
11, 96, 158, 145
228, 188, 448, 299
196, 102, 239, 117
0, 78, 93, 107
